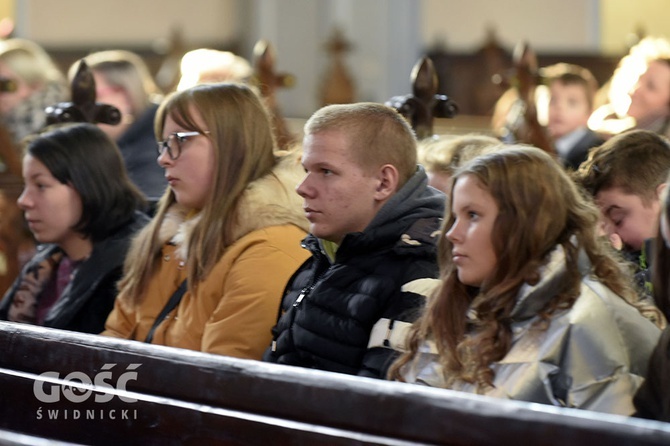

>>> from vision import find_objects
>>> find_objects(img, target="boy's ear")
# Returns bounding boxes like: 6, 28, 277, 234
374, 164, 399, 201
657, 182, 668, 200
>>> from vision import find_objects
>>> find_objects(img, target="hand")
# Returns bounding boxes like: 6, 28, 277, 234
597, 219, 623, 251
608, 233, 623, 251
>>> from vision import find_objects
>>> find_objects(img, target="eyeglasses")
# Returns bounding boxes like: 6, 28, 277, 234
0, 77, 17, 93
156, 131, 210, 160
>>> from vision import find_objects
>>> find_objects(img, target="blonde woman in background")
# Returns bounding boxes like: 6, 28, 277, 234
0, 38, 67, 146
590, 36, 670, 138
73, 50, 166, 203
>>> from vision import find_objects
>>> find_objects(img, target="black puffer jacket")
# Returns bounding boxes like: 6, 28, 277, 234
264, 167, 444, 378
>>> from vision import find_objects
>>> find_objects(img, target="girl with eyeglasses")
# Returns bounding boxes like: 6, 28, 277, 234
102, 82, 310, 359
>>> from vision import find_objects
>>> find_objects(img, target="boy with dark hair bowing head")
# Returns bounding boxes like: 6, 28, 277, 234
574, 129, 670, 298
264, 102, 445, 378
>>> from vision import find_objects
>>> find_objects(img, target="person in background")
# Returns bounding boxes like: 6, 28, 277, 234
590, 36, 670, 139
176, 48, 252, 92
264, 102, 445, 378
0, 123, 148, 333
176, 46, 297, 152
0, 38, 69, 298
543, 63, 604, 170
0, 38, 67, 148
103, 83, 309, 360
390, 146, 661, 415
417, 134, 500, 195
626, 57, 670, 138
74, 50, 167, 203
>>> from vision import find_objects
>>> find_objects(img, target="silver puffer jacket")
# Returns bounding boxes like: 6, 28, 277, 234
402, 246, 662, 415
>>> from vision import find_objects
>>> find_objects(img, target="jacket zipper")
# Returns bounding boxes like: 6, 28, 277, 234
293, 284, 316, 307
271, 253, 329, 352
293, 247, 330, 308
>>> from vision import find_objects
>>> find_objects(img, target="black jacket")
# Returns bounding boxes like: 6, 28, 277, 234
634, 325, 670, 421
560, 129, 604, 171
117, 103, 167, 203
0, 211, 149, 334
263, 167, 444, 378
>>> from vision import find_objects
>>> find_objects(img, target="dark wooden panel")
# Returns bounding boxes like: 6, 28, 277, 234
0, 322, 669, 445
427, 50, 621, 116
0, 370, 418, 446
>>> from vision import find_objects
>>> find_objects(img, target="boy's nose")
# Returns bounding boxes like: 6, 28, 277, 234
296, 175, 313, 198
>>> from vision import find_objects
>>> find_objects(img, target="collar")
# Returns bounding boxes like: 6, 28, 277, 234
554, 127, 589, 157
509, 244, 590, 322
319, 239, 338, 264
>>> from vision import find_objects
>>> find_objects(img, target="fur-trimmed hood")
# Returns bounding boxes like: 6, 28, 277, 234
156, 152, 308, 260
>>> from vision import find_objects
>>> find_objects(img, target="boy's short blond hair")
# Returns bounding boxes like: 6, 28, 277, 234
304, 102, 418, 188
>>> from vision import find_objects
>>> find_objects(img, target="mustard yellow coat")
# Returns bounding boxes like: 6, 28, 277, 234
103, 156, 310, 360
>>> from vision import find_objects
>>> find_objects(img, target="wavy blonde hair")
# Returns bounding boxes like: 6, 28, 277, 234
389, 145, 646, 390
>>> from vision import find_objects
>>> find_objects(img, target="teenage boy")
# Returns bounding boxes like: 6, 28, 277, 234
575, 130, 670, 296
263, 102, 445, 378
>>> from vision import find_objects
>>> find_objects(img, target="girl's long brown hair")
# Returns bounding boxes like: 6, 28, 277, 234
389, 146, 643, 390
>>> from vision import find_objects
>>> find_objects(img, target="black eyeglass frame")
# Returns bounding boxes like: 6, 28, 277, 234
156, 131, 210, 160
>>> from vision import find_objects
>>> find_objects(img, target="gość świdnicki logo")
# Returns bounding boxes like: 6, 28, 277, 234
34, 363, 141, 421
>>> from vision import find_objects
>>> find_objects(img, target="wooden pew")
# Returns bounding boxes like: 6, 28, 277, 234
1, 322, 670, 445
0, 429, 83, 446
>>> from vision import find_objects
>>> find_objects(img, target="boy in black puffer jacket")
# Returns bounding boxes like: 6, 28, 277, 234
263, 102, 445, 379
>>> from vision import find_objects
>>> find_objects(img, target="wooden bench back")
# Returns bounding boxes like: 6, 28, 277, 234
1, 322, 669, 445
